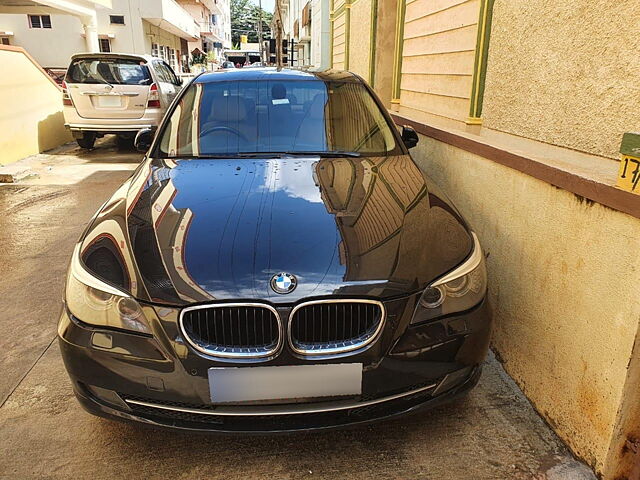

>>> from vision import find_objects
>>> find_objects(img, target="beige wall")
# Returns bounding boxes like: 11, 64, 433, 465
348, 0, 371, 79
372, 0, 396, 106
331, 7, 346, 70
311, 0, 331, 68
97, 0, 146, 54
0, 13, 84, 68
482, 0, 640, 159
0, 0, 195, 69
413, 134, 640, 474
0, 47, 72, 165
397, 0, 480, 122
143, 20, 182, 55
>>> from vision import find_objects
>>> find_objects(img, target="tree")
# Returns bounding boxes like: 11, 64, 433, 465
231, 0, 273, 46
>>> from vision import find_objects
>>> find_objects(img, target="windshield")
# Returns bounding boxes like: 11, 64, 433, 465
66, 58, 152, 85
157, 79, 400, 157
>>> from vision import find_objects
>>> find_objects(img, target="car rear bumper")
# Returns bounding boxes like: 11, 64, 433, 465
63, 106, 163, 134
66, 123, 156, 133
58, 296, 492, 433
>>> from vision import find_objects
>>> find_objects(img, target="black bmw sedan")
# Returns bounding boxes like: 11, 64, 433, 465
58, 68, 492, 432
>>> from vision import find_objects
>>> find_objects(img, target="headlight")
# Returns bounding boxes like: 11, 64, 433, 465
412, 232, 487, 325
65, 244, 151, 334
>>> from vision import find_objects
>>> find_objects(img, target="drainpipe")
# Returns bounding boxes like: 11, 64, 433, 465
36, 0, 100, 52
81, 12, 99, 52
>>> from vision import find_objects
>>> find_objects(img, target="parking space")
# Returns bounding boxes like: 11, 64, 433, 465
0, 140, 597, 480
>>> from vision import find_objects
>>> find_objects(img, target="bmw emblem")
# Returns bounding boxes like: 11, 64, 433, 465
270, 272, 297, 294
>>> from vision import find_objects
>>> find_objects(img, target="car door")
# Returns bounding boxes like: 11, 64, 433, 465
65, 56, 152, 119
164, 61, 183, 94
152, 60, 180, 107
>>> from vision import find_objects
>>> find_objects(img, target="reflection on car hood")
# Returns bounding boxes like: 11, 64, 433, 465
79, 154, 473, 305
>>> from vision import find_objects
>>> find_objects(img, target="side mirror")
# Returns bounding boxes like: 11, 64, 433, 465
401, 125, 419, 149
134, 128, 154, 152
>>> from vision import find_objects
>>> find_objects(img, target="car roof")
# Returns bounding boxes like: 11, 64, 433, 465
70, 52, 156, 63
195, 68, 361, 84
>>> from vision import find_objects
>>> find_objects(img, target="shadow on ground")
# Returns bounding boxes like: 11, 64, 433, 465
0, 142, 596, 480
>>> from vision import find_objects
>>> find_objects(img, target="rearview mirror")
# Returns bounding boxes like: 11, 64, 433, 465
134, 128, 154, 152
401, 126, 419, 149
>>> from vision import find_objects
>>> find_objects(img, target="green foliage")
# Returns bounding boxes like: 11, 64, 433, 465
191, 51, 207, 65
231, 0, 273, 45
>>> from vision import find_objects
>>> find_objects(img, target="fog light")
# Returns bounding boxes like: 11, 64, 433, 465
420, 286, 445, 308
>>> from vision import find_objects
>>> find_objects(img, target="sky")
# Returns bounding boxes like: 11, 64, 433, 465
250, 0, 276, 14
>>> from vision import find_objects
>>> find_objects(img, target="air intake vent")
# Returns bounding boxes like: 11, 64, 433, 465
180, 304, 281, 358
288, 300, 385, 356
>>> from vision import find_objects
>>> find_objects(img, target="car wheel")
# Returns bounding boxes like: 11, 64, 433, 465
77, 132, 96, 149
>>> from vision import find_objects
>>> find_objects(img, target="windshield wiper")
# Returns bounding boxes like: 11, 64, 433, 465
282, 151, 361, 157
93, 76, 114, 88
162, 153, 282, 160
161, 151, 362, 160
242, 151, 361, 158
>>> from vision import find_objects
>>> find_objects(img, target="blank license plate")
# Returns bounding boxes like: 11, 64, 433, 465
208, 363, 362, 403
97, 95, 121, 107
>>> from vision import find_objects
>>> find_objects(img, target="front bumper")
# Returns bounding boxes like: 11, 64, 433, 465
58, 295, 492, 433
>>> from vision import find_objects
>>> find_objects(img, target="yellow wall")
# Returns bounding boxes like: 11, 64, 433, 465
0, 47, 72, 166
482, 0, 640, 159
414, 134, 640, 474
143, 20, 183, 55
397, 0, 480, 122
372, 0, 397, 105
348, 0, 372, 79
331, 10, 347, 70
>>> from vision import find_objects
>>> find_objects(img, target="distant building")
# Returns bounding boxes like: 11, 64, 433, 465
176, 0, 231, 64
0, 0, 230, 72
273, 0, 329, 68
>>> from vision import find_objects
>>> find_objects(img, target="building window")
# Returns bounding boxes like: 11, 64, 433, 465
28, 15, 51, 29
211, 14, 217, 25
151, 43, 159, 57
99, 38, 111, 52
169, 48, 176, 69
109, 15, 125, 25
1, 37, 10, 45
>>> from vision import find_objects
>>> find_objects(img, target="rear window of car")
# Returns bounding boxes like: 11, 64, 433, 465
157, 79, 400, 157
66, 58, 152, 85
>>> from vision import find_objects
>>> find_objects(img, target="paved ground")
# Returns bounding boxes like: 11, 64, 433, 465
0, 139, 596, 480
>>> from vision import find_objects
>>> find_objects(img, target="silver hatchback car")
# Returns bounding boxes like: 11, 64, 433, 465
62, 53, 183, 149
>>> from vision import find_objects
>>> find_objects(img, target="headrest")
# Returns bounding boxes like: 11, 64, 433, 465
271, 83, 287, 100
210, 95, 247, 122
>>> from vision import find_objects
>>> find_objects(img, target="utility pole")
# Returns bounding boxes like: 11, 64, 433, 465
257, 0, 264, 63
275, 0, 283, 68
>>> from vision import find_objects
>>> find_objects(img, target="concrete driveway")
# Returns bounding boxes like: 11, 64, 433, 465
0, 139, 596, 480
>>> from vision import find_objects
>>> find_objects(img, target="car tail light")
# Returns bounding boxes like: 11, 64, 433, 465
147, 83, 160, 108
62, 81, 72, 106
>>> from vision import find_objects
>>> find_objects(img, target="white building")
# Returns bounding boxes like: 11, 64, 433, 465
0, 0, 230, 72
274, 0, 329, 68
176, 0, 231, 63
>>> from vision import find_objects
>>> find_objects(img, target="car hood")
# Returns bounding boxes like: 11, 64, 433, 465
79, 154, 473, 306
